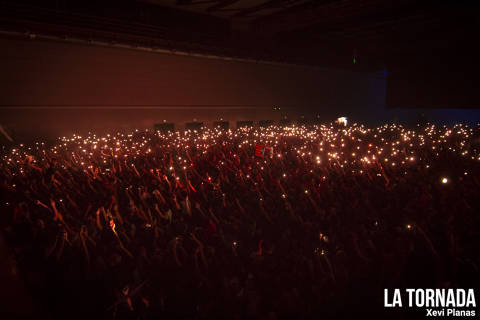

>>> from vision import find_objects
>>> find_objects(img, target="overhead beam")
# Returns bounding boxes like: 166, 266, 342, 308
207, 0, 242, 12
175, 0, 217, 5
232, 0, 309, 19
251, 0, 419, 35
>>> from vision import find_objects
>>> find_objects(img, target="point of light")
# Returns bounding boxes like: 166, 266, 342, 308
336, 117, 348, 126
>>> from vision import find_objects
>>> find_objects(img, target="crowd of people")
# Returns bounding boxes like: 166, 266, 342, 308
1, 122, 480, 319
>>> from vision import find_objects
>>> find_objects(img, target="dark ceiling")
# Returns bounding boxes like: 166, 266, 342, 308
0, 0, 479, 72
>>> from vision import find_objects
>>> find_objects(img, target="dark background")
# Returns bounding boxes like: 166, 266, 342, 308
0, 0, 479, 140
0, 36, 386, 139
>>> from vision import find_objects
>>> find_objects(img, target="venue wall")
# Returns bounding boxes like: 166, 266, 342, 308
0, 36, 386, 140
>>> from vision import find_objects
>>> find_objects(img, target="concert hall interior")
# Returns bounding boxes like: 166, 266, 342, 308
0, 1, 479, 319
